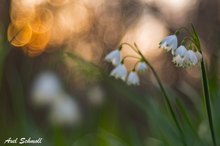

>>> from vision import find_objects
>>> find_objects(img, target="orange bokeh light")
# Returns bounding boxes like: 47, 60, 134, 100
8, 0, 93, 57
29, 8, 54, 33
7, 23, 32, 47
47, 0, 69, 7
24, 31, 51, 57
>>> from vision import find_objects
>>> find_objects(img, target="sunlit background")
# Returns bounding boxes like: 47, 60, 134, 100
0, 0, 220, 146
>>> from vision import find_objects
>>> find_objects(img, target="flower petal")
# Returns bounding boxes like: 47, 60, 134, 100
127, 71, 140, 85
159, 35, 178, 52
105, 49, 121, 66
110, 64, 127, 81
136, 62, 148, 73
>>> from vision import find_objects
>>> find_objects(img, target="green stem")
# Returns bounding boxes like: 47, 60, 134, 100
190, 24, 216, 146
200, 57, 217, 146
134, 43, 187, 146
143, 57, 186, 146
120, 42, 140, 54
121, 55, 141, 63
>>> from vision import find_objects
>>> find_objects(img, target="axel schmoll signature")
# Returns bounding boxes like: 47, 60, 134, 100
3, 137, 43, 144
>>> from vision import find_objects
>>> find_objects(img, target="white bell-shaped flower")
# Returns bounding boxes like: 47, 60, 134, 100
159, 35, 178, 52
187, 50, 198, 65
127, 71, 140, 86
136, 62, 148, 73
174, 45, 187, 57
173, 50, 201, 68
105, 49, 121, 66
110, 63, 127, 81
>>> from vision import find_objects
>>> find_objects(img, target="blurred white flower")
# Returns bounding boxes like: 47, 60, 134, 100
127, 71, 140, 86
105, 49, 121, 66
159, 35, 178, 52
110, 63, 127, 81
174, 45, 187, 57
87, 85, 105, 106
31, 72, 62, 107
136, 62, 147, 73
49, 94, 81, 126
198, 121, 209, 141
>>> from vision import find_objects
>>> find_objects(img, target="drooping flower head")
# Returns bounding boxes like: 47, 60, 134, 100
105, 43, 150, 86
159, 27, 203, 68
174, 45, 187, 57
136, 61, 148, 73
173, 49, 202, 68
105, 49, 121, 66
127, 71, 140, 86
187, 50, 198, 65
159, 35, 178, 52
110, 63, 127, 81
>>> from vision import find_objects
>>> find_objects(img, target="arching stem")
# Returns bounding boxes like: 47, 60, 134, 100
134, 42, 187, 146
120, 42, 140, 54
121, 55, 141, 63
